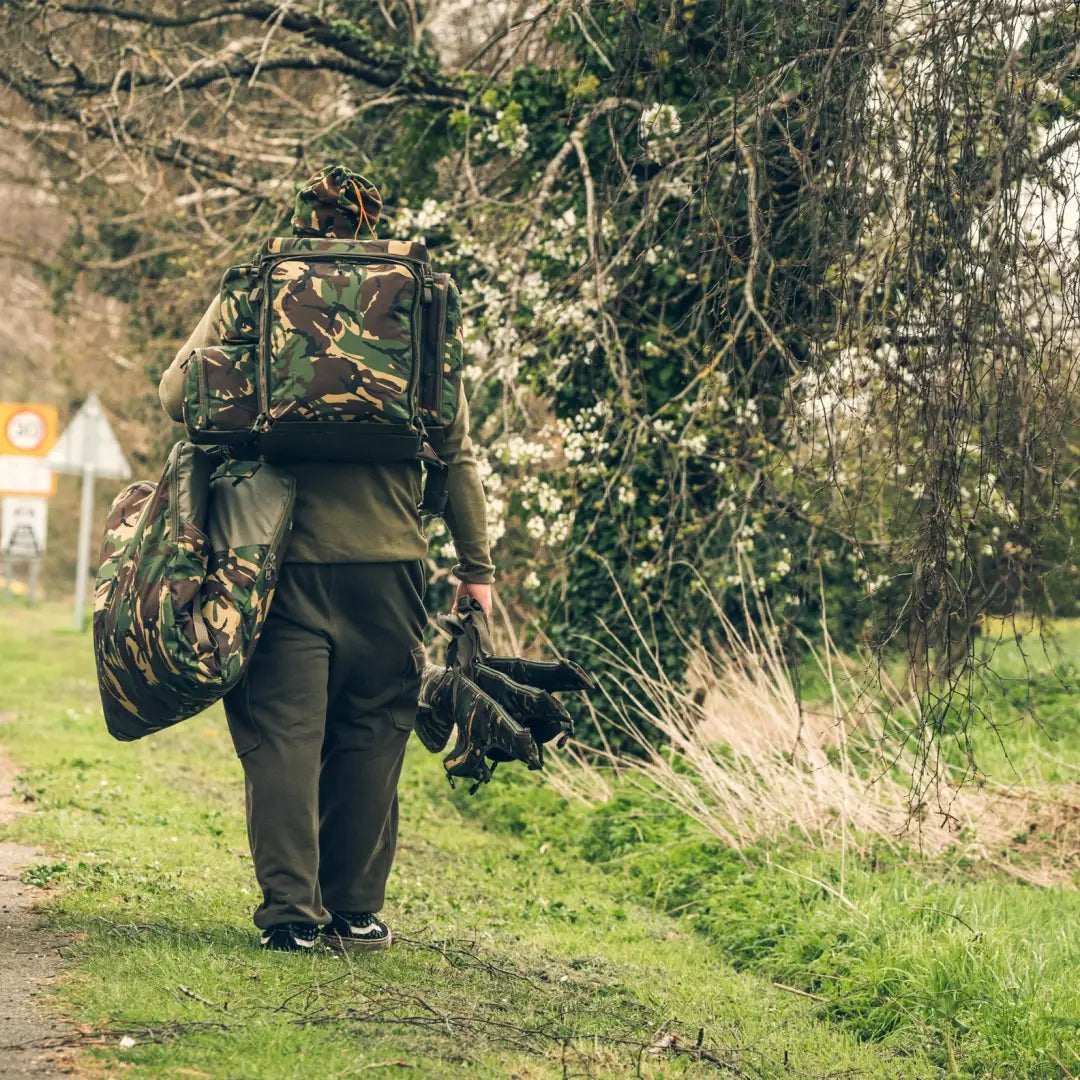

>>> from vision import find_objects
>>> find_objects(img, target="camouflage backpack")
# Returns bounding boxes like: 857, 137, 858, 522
94, 441, 295, 742
180, 235, 464, 502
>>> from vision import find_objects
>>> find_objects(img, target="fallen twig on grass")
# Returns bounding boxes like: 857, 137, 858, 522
45, 998, 758, 1076
176, 985, 222, 1009
772, 982, 828, 1003
0, 1019, 232, 1052
15, 927, 774, 1075
395, 933, 547, 991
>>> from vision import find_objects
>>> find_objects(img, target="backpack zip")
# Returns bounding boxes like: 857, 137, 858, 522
169, 447, 180, 543
198, 354, 209, 431
254, 252, 433, 431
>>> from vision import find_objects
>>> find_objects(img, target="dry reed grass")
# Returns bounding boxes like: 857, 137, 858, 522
544, 575, 1074, 880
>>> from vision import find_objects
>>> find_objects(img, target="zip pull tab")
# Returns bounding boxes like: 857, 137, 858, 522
249, 283, 264, 306
420, 263, 434, 305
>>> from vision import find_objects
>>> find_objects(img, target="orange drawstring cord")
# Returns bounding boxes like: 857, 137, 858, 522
349, 177, 378, 240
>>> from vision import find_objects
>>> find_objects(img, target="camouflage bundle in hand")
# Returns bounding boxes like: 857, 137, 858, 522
94, 442, 295, 741
415, 598, 595, 792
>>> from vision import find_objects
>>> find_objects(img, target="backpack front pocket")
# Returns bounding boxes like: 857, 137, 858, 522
217, 264, 259, 343
264, 257, 417, 427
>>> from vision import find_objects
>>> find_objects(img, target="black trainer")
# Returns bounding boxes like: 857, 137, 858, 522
322, 911, 392, 951
260, 922, 319, 952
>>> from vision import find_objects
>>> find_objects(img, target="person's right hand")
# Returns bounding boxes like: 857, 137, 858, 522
455, 581, 492, 615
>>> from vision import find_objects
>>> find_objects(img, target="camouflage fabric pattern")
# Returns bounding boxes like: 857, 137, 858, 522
291, 164, 383, 239
181, 230, 465, 454
94, 442, 295, 742
183, 345, 260, 437
265, 249, 417, 425
415, 599, 596, 792
218, 265, 259, 342
94, 480, 157, 618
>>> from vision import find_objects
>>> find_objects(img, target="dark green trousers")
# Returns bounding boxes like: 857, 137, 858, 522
223, 561, 426, 929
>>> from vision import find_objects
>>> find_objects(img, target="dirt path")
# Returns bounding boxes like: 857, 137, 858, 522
0, 745, 71, 1079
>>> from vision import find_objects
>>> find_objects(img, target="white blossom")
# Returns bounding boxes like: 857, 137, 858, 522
639, 103, 682, 141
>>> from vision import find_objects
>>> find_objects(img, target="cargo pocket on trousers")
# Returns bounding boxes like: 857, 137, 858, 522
387, 644, 425, 732
223, 677, 262, 757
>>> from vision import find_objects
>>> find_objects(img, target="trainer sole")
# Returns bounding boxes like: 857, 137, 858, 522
322, 927, 392, 952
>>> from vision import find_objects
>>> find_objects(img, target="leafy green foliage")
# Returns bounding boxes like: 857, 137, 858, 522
20, 861, 67, 889
8, 0, 1080, 770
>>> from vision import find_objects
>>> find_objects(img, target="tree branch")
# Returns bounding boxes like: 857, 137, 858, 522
54, 1, 466, 98
0, 61, 256, 189
55, 1, 245, 27
44, 51, 457, 97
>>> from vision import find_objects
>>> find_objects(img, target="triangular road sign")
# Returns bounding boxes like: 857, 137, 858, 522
45, 392, 131, 480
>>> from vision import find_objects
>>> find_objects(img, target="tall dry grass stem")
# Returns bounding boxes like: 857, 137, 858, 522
549, 571, 1050, 870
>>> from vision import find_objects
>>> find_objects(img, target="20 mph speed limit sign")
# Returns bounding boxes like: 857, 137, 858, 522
0, 403, 59, 456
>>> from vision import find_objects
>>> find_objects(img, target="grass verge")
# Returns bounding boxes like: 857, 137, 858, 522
466, 612, 1080, 1080
0, 601, 930, 1079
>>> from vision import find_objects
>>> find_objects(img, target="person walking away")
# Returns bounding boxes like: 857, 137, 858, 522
157, 165, 493, 952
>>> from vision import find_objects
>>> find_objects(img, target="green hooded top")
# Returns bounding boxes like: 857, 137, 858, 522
157, 165, 494, 583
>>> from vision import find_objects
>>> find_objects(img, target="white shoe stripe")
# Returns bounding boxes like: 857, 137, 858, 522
348, 924, 384, 937
261, 930, 316, 948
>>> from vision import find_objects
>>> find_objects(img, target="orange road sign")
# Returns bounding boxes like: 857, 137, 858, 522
0, 403, 59, 457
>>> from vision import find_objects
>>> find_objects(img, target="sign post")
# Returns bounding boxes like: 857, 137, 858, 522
46, 393, 131, 630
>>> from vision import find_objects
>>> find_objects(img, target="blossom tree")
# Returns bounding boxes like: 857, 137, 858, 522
3, 0, 1080, 785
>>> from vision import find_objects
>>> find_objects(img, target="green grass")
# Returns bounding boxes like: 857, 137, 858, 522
797, 616, 1080, 787
465, 757, 1080, 1076
958, 616, 1080, 784
0, 601, 929, 1080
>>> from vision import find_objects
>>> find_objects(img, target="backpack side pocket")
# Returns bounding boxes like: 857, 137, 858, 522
218, 264, 259, 343
420, 274, 449, 427
439, 277, 464, 428
183, 346, 260, 444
